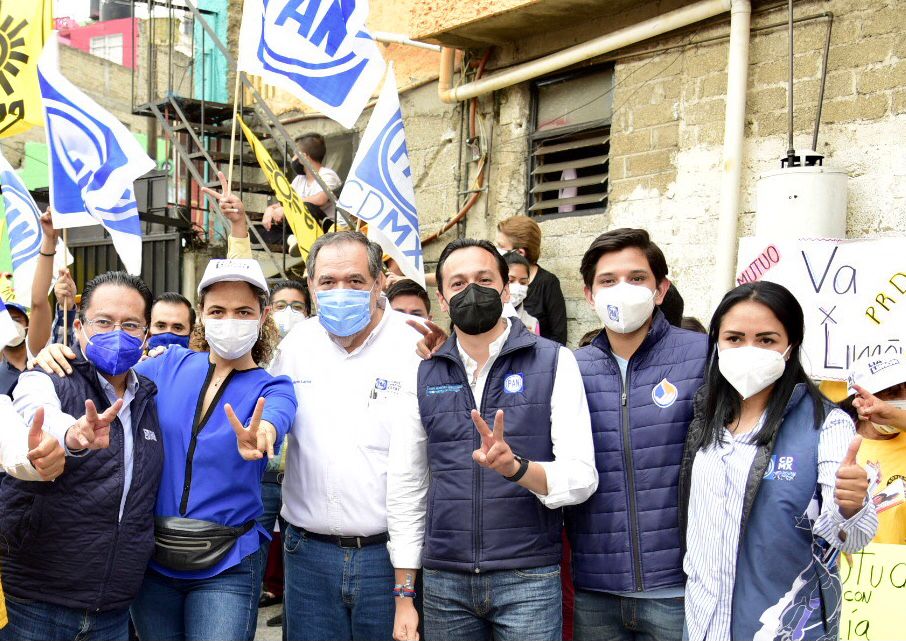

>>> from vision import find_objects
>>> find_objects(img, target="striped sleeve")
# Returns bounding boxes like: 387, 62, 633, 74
813, 409, 878, 552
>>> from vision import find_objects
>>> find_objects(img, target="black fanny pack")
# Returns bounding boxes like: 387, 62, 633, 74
153, 516, 255, 572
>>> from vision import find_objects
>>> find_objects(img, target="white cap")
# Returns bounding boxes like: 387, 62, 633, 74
847, 355, 906, 396
198, 259, 269, 295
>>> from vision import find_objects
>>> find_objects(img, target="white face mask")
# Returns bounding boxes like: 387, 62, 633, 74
509, 283, 528, 307
6, 321, 26, 348
495, 246, 509, 255
594, 282, 655, 334
871, 399, 906, 434
204, 318, 260, 360
273, 308, 306, 337
718, 345, 790, 399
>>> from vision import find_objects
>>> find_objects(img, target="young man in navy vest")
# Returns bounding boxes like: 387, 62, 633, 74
568, 228, 708, 641
387, 238, 598, 641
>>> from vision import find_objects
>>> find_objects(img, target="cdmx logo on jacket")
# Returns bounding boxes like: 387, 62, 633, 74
651, 378, 678, 408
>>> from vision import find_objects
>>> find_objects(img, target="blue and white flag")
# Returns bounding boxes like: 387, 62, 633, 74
0, 299, 17, 349
238, 0, 386, 129
38, 36, 153, 275
338, 66, 423, 288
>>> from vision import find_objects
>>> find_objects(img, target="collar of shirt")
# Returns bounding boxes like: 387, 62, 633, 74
457, 317, 512, 387
319, 297, 390, 359
95, 369, 139, 404
721, 412, 766, 446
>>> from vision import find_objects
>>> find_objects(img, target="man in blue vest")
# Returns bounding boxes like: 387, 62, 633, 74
1, 271, 164, 641
387, 238, 598, 641
568, 228, 708, 641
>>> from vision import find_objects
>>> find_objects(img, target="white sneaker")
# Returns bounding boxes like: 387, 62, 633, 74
287, 234, 301, 257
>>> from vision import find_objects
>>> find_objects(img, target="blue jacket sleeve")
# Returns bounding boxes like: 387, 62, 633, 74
259, 374, 297, 449
133, 344, 179, 383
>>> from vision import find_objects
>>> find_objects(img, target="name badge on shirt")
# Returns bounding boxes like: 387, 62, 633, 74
370, 377, 401, 401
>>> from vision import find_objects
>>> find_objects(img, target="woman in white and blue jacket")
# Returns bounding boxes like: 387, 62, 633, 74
129, 259, 297, 641
678, 281, 877, 641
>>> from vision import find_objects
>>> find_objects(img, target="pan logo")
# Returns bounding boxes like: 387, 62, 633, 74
651, 378, 678, 408
2, 180, 42, 270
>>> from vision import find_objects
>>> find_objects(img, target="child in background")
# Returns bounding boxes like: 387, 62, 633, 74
843, 355, 906, 544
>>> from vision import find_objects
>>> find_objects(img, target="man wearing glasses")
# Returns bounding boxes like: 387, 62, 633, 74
0, 271, 164, 641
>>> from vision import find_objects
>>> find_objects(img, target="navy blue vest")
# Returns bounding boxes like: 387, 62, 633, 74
0, 360, 163, 611
418, 319, 563, 573
569, 311, 708, 592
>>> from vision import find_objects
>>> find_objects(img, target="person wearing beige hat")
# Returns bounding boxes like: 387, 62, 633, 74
842, 355, 906, 544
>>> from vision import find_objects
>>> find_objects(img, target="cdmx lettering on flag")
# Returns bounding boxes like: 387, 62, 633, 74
340, 108, 422, 270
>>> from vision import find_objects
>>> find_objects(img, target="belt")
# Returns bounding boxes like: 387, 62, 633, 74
263, 470, 284, 484
301, 528, 389, 549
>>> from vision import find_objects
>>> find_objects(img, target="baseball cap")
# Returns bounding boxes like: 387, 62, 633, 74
197, 259, 269, 296
2, 300, 28, 319
847, 355, 906, 396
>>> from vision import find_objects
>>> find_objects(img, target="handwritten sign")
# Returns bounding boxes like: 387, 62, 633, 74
839, 544, 906, 640
736, 238, 906, 380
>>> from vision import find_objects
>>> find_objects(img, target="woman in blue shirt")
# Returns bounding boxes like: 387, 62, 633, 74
129, 259, 297, 641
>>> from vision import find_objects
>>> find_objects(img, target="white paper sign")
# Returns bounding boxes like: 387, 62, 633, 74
736, 237, 906, 380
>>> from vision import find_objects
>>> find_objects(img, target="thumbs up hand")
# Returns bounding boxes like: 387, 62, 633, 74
65, 399, 123, 451
226, 398, 277, 461
26, 408, 66, 481
836, 435, 870, 518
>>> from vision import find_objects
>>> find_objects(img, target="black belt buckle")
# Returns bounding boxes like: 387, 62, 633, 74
338, 535, 364, 549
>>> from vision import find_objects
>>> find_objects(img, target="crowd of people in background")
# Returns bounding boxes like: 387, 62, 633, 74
0, 137, 901, 641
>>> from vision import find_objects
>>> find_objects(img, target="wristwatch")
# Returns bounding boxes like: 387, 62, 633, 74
505, 454, 530, 482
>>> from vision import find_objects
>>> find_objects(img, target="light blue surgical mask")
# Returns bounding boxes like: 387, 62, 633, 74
316, 286, 374, 337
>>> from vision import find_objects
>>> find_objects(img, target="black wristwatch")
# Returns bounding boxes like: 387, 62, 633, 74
505, 454, 530, 482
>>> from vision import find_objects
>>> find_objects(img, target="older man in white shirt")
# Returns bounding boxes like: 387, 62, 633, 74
388, 238, 598, 641
269, 231, 424, 641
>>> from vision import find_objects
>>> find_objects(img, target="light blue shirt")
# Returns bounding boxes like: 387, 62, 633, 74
97, 371, 138, 522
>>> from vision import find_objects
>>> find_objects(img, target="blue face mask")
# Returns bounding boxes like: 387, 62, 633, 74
84, 329, 145, 376
147, 332, 190, 350
316, 287, 373, 337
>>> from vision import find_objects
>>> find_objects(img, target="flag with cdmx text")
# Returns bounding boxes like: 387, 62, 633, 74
38, 36, 154, 275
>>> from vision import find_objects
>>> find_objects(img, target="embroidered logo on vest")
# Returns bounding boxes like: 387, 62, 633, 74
143, 429, 157, 442
426, 383, 463, 395
764, 454, 797, 481
504, 373, 524, 393
651, 378, 678, 408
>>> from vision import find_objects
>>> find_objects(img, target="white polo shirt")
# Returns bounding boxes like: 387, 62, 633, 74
270, 305, 423, 537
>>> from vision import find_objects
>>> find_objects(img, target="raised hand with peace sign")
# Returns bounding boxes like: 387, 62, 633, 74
200, 171, 248, 238
27, 408, 66, 481
65, 398, 124, 451
835, 435, 870, 518
225, 397, 278, 461
470, 409, 549, 494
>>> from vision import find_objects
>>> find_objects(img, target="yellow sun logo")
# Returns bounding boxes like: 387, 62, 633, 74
0, 13, 29, 97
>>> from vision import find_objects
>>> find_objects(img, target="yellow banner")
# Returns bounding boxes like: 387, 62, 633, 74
839, 543, 906, 640
237, 116, 322, 258
0, 0, 52, 138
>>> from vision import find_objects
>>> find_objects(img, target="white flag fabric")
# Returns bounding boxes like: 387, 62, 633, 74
238, 0, 386, 129
38, 36, 153, 275
338, 66, 424, 288
0, 299, 17, 349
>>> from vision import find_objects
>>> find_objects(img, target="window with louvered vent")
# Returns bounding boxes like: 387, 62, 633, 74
528, 66, 613, 219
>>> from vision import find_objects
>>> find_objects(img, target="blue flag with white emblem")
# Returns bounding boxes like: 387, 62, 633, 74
338, 66, 423, 288
238, 0, 385, 129
0, 150, 43, 303
38, 36, 153, 275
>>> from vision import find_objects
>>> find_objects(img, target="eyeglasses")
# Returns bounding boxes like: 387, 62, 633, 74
84, 318, 148, 336
273, 301, 307, 313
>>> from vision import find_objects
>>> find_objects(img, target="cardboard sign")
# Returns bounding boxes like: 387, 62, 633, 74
736, 238, 906, 380
839, 543, 906, 640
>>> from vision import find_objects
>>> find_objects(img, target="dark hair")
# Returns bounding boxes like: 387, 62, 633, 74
271, 279, 311, 316
307, 231, 383, 282
659, 283, 684, 327
386, 279, 431, 314
153, 291, 196, 327
696, 281, 828, 451
580, 228, 668, 288
578, 328, 601, 347
80, 271, 153, 325
435, 238, 509, 295
681, 316, 707, 334
503, 251, 531, 272
295, 133, 326, 163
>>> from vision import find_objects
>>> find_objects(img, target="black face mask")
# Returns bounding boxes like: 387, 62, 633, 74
290, 158, 305, 175
447, 283, 503, 335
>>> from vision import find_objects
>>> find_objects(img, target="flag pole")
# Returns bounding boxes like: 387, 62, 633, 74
62, 228, 68, 348
225, 69, 243, 194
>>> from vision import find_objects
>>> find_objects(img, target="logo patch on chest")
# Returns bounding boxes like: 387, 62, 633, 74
764, 454, 797, 481
143, 429, 157, 442
426, 383, 464, 395
651, 378, 678, 408
503, 373, 524, 394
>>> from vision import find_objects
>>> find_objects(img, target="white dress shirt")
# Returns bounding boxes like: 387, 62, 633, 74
684, 408, 878, 641
14, 369, 139, 521
0, 394, 51, 481
387, 318, 599, 569
270, 305, 424, 537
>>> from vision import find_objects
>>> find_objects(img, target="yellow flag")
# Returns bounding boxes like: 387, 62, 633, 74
237, 116, 322, 258
0, 0, 52, 138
